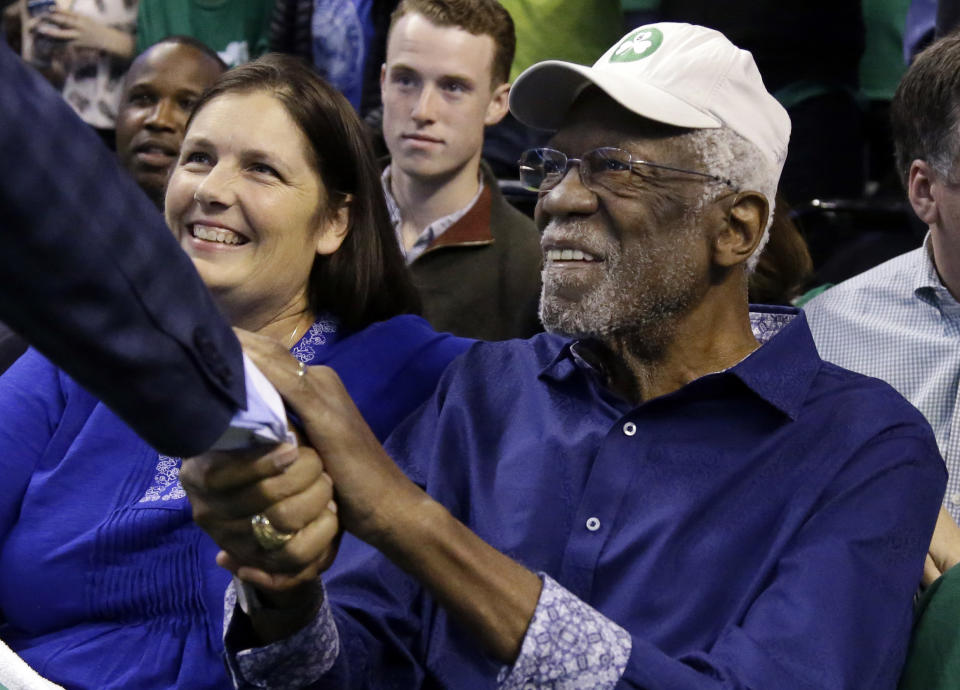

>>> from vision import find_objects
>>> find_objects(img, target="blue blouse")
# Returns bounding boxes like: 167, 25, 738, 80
0, 314, 471, 689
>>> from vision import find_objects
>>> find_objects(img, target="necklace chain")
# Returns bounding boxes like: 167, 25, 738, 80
287, 314, 307, 348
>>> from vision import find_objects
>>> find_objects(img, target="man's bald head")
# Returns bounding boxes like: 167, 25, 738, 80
115, 38, 226, 207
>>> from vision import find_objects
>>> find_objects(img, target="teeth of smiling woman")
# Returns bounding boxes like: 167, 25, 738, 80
546, 248, 596, 262
192, 225, 244, 245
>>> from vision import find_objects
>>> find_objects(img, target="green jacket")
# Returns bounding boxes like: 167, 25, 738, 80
899, 565, 960, 689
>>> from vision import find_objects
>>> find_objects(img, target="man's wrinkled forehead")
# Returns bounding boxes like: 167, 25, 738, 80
549, 88, 698, 160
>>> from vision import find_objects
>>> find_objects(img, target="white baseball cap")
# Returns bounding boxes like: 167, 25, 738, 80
509, 23, 791, 175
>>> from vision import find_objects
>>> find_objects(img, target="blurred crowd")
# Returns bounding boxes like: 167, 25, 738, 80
0, 0, 947, 314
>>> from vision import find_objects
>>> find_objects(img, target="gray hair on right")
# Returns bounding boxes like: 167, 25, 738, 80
892, 31, 960, 187
686, 126, 780, 272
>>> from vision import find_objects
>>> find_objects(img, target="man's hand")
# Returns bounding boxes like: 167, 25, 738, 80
180, 443, 340, 594
923, 505, 960, 586
235, 329, 543, 663
235, 329, 429, 545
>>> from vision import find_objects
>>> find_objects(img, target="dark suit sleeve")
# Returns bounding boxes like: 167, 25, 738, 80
0, 39, 245, 457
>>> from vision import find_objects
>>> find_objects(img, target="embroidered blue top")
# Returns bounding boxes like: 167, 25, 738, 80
0, 314, 471, 690
225, 307, 945, 689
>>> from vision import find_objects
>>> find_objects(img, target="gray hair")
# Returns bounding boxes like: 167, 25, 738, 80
891, 32, 960, 187
686, 127, 779, 272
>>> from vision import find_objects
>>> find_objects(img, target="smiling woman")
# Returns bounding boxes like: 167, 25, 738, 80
0, 54, 474, 689
165, 89, 348, 337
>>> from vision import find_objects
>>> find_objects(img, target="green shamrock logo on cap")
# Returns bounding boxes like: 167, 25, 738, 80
610, 27, 663, 63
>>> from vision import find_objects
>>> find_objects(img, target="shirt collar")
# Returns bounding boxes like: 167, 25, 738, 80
381, 166, 403, 229
911, 231, 960, 319
540, 305, 820, 419
381, 165, 484, 264
728, 306, 819, 419
914, 231, 943, 294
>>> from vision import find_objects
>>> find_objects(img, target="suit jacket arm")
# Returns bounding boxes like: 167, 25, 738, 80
0, 39, 244, 456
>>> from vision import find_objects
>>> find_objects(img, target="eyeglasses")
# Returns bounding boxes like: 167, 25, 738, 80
518, 146, 736, 194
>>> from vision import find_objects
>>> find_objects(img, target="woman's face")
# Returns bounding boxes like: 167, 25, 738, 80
164, 90, 348, 324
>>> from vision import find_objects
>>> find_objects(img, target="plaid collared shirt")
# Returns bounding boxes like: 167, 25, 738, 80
805, 233, 960, 517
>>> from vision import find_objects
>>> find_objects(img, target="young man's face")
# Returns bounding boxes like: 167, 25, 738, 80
380, 12, 509, 184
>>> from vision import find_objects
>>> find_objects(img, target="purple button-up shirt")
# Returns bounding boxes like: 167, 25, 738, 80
226, 306, 945, 689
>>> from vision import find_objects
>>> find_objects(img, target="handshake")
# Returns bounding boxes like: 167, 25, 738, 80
180, 329, 430, 644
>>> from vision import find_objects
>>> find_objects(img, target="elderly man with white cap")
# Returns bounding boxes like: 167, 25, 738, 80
183, 23, 945, 690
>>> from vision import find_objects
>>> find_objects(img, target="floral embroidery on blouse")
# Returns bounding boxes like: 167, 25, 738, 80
138, 455, 185, 503
139, 315, 341, 504
292, 317, 338, 363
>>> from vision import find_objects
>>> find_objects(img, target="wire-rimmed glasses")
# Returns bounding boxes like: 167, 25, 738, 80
518, 146, 736, 194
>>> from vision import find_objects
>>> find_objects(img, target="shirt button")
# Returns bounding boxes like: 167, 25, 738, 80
586, 517, 601, 531
623, 421, 637, 436
952, 492, 960, 505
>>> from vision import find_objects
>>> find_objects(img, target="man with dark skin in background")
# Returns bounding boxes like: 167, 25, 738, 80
115, 37, 225, 207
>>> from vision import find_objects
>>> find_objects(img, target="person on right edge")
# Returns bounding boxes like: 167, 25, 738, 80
805, 31, 960, 587
184, 23, 945, 689
378, 0, 542, 340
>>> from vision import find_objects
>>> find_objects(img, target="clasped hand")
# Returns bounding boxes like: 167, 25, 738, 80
180, 440, 339, 598
181, 330, 426, 600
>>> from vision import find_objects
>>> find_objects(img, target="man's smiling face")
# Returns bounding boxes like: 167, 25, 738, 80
536, 92, 720, 347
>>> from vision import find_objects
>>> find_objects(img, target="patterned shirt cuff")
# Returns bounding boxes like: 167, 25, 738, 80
497, 574, 632, 690
224, 580, 339, 689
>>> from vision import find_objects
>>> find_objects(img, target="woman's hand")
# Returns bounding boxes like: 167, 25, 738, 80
33, 10, 133, 58
235, 328, 431, 548
180, 442, 341, 594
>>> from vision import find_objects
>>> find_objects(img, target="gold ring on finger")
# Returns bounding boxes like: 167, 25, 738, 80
250, 513, 294, 551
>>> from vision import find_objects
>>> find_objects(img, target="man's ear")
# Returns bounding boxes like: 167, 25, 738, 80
484, 82, 511, 127
908, 159, 939, 226
315, 194, 353, 256
379, 63, 387, 98
713, 191, 769, 268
